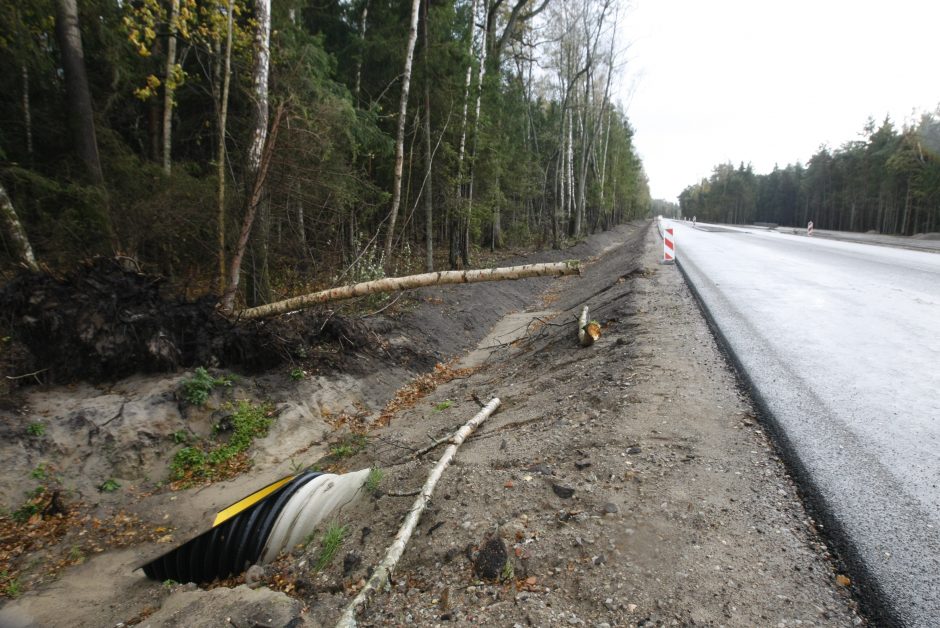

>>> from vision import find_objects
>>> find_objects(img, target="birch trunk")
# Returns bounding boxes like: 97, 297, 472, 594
0, 182, 39, 272
422, 0, 434, 272
451, 0, 478, 269
161, 0, 180, 175
334, 399, 501, 628
354, 0, 369, 106
461, 4, 489, 267
236, 261, 580, 320
219, 1, 273, 313
383, 0, 422, 268
54, 0, 103, 185
216, 0, 234, 294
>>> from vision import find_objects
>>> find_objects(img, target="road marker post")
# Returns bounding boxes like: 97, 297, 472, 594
663, 226, 676, 264
807, 221, 814, 236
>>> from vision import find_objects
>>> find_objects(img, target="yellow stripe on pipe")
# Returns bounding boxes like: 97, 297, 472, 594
212, 475, 296, 527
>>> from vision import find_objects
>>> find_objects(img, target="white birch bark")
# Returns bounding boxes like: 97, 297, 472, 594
245, 0, 270, 178
161, 0, 179, 175
0, 182, 39, 272
236, 261, 580, 320
334, 398, 501, 628
383, 0, 422, 266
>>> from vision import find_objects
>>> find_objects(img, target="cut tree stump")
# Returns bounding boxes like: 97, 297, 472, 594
235, 261, 580, 320
578, 305, 600, 346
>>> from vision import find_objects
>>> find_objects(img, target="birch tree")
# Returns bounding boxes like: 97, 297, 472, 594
382, 0, 422, 269
220, 0, 271, 313
0, 183, 39, 272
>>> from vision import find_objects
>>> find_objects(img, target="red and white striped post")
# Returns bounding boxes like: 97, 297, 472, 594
807, 221, 814, 236
663, 225, 676, 264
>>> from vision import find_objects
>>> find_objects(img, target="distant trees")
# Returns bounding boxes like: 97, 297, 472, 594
679, 112, 940, 235
0, 0, 650, 307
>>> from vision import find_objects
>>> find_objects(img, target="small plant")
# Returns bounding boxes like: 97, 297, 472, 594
172, 430, 189, 444
365, 467, 383, 494
289, 367, 306, 381
67, 545, 85, 564
163, 579, 178, 588
312, 523, 348, 571
30, 464, 49, 482
433, 400, 453, 412
2, 572, 21, 598
500, 559, 514, 582
12, 500, 41, 524
329, 433, 367, 459
169, 400, 274, 484
99, 479, 121, 493
27, 422, 45, 437
181, 367, 231, 406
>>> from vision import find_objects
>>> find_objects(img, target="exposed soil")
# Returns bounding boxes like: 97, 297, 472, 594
0, 223, 866, 627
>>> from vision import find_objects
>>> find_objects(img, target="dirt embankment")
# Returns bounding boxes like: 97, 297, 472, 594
0, 223, 866, 627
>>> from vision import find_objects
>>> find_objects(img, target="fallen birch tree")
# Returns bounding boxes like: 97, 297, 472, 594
235, 261, 580, 320
334, 398, 501, 628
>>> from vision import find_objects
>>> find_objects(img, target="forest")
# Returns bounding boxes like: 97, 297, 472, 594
678, 112, 940, 235
0, 0, 650, 308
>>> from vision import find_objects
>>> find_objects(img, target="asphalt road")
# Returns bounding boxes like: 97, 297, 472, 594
669, 221, 940, 627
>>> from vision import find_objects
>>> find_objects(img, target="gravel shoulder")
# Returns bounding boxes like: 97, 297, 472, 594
289, 225, 866, 626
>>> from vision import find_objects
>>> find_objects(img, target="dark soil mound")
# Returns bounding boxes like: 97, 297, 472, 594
0, 259, 372, 385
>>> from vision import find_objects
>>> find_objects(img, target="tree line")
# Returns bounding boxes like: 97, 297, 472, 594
678, 111, 940, 235
0, 0, 650, 308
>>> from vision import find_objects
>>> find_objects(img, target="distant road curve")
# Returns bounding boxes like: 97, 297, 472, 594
671, 220, 940, 627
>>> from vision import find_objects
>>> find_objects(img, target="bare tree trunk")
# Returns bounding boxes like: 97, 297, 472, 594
462, 3, 490, 267
219, 0, 273, 313
244, 0, 272, 307
237, 261, 580, 320
216, 0, 234, 294
246, 0, 271, 183
219, 105, 283, 313
354, 0, 369, 106
0, 182, 39, 272
383, 0, 422, 268
422, 0, 434, 272
162, 0, 180, 175
451, 0, 478, 269
54, 0, 103, 185
22, 65, 34, 161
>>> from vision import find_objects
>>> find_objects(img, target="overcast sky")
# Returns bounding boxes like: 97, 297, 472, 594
617, 0, 940, 202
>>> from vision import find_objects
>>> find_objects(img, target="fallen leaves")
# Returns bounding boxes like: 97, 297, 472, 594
377, 362, 476, 426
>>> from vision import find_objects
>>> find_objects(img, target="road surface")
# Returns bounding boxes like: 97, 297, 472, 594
671, 221, 940, 627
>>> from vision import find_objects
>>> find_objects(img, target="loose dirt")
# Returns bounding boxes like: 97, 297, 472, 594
0, 222, 865, 627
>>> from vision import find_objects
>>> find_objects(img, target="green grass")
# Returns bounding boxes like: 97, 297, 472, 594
180, 367, 231, 406
289, 367, 306, 381
365, 467, 383, 494
1, 571, 21, 598
433, 400, 453, 412
312, 523, 348, 571
329, 433, 368, 459
169, 400, 273, 483
27, 422, 45, 437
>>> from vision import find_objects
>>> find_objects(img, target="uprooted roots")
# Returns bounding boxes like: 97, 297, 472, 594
0, 258, 375, 385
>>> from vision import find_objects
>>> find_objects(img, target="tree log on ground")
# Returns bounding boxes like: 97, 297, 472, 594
236, 260, 581, 320
335, 398, 501, 628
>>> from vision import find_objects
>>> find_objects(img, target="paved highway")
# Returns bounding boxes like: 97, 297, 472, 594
670, 221, 940, 627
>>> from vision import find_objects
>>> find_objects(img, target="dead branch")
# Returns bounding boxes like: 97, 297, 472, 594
335, 398, 501, 627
